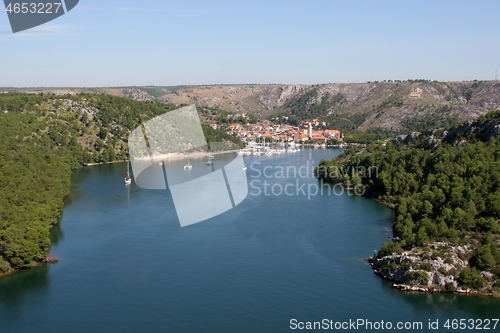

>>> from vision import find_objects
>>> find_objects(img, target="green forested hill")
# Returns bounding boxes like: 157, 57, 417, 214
316, 111, 500, 295
0, 93, 241, 273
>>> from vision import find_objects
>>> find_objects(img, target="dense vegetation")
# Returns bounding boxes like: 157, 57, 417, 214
198, 105, 257, 126
273, 87, 364, 131
202, 125, 244, 151
281, 87, 334, 124
316, 111, 500, 292
0, 92, 242, 273
403, 107, 459, 132
274, 88, 370, 132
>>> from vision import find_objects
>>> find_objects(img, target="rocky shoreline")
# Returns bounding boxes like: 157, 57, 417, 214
369, 242, 500, 298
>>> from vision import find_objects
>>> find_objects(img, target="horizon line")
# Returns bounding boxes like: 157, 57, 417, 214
1, 79, 499, 90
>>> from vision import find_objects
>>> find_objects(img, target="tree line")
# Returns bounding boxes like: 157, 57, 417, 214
316, 111, 500, 290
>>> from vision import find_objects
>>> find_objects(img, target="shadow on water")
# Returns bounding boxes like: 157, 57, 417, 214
0, 171, 84, 310
51, 166, 94, 246
0, 166, 89, 309
0, 266, 49, 310
49, 221, 64, 246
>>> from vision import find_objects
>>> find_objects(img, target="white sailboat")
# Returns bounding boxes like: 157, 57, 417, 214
206, 155, 214, 165
184, 159, 192, 170
124, 161, 132, 185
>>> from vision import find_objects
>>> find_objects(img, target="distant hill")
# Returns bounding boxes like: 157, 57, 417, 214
4, 80, 500, 133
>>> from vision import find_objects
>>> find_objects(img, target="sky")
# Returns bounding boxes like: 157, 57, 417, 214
1, 0, 499, 87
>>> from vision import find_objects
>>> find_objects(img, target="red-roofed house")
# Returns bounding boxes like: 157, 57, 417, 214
323, 129, 342, 139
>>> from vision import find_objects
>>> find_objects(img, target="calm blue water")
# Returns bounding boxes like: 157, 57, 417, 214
1, 149, 499, 333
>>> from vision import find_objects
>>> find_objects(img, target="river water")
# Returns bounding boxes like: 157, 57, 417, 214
1, 149, 499, 332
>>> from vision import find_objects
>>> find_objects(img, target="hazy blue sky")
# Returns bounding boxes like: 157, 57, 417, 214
1, 0, 499, 87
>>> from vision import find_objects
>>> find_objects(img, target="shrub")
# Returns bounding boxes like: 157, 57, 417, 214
445, 257, 454, 264
458, 251, 470, 262
459, 267, 486, 289
420, 262, 433, 271
472, 245, 496, 271
447, 268, 458, 277
0, 258, 11, 273
418, 271, 429, 285
409, 271, 429, 285
445, 282, 456, 292
387, 260, 399, 270
492, 265, 500, 278
378, 242, 402, 258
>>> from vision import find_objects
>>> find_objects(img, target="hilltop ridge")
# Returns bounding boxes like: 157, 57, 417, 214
4, 80, 500, 133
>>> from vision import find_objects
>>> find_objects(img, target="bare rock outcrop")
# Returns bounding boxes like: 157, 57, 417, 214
374, 242, 473, 292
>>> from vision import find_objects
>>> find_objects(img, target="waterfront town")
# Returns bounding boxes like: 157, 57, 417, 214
214, 118, 343, 144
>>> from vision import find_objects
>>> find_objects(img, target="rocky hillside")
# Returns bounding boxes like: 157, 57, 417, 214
372, 242, 499, 296
158, 84, 305, 118
4, 80, 500, 133
393, 110, 500, 147
141, 81, 500, 133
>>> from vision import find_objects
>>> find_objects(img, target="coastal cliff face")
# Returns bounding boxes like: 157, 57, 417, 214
392, 109, 500, 147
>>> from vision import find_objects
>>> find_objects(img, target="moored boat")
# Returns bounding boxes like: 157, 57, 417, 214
124, 161, 132, 185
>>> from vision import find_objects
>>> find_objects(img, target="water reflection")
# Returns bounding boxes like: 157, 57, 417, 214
381, 277, 500, 318
49, 221, 64, 246
0, 266, 49, 309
